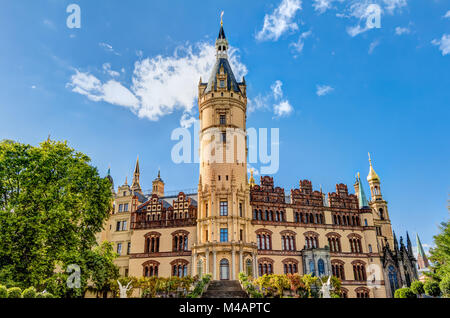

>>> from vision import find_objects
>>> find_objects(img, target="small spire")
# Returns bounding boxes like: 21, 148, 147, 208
357, 174, 369, 208
134, 156, 140, 174
249, 169, 255, 188
124, 176, 128, 185
367, 152, 380, 182
107, 165, 111, 176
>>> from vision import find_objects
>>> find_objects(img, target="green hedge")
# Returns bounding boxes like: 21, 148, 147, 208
22, 287, 37, 298
424, 280, 441, 297
7, 287, 22, 298
394, 287, 416, 298
439, 275, 450, 297
0, 285, 7, 298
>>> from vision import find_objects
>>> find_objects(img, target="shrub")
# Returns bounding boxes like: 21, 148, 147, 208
439, 275, 450, 297
424, 280, 441, 297
410, 281, 425, 296
36, 292, 46, 298
7, 287, 22, 298
22, 287, 37, 298
394, 287, 416, 298
0, 285, 7, 298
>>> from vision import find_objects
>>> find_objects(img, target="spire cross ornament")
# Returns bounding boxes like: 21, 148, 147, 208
220, 11, 224, 26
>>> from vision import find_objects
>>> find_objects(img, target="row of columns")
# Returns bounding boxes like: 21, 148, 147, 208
192, 248, 258, 280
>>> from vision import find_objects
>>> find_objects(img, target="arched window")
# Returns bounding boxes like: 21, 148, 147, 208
246, 259, 253, 277
318, 259, 325, 276
388, 265, 399, 296
309, 260, 315, 276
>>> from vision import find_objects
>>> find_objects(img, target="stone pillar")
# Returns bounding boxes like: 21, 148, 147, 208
232, 247, 236, 280
253, 252, 258, 278
206, 249, 210, 275
239, 250, 243, 273
192, 252, 197, 276
213, 250, 217, 280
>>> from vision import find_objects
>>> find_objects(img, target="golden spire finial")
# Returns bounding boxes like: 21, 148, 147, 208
357, 171, 360, 179
220, 11, 224, 27
249, 168, 255, 187
367, 152, 380, 182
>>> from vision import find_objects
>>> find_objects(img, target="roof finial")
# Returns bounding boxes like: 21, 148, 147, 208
368, 152, 372, 166
220, 11, 224, 27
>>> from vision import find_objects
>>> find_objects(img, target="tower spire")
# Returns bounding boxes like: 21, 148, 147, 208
357, 172, 369, 208
367, 152, 380, 182
416, 233, 430, 269
131, 156, 141, 192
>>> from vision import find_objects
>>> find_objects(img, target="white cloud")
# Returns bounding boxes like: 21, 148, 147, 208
315, 0, 408, 37
256, 0, 302, 41
31, 85, 37, 89
274, 100, 293, 117
312, 0, 342, 14
68, 70, 139, 109
179, 113, 197, 129
249, 80, 294, 118
69, 42, 248, 123
99, 42, 121, 56
445, 11, 450, 19
290, 30, 312, 56
395, 26, 410, 35
247, 164, 260, 176
316, 84, 334, 96
432, 34, 450, 56
102, 63, 120, 77
271, 80, 284, 100
368, 40, 380, 54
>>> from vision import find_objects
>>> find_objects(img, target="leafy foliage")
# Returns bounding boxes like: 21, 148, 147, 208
7, 287, 22, 298
410, 280, 425, 296
0, 285, 7, 298
427, 222, 450, 282
424, 280, 441, 297
22, 286, 37, 298
394, 287, 416, 298
0, 139, 114, 296
439, 274, 450, 297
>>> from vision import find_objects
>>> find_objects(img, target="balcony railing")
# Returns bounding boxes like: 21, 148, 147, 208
131, 218, 197, 230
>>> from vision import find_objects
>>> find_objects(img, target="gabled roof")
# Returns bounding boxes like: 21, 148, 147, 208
203, 58, 242, 94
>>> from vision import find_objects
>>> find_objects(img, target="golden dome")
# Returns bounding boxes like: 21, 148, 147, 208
249, 169, 255, 187
367, 153, 380, 182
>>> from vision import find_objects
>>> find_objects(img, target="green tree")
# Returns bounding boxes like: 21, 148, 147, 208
439, 274, 450, 297
428, 221, 450, 281
394, 287, 416, 298
410, 280, 425, 297
0, 139, 113, 296
424, 280, 441, 297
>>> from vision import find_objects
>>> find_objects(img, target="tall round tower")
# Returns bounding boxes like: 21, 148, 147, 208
192, 19, 257, 281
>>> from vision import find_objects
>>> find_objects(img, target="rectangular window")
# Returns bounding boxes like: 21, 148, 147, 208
220, 201, 228, 216
220, 114, 226, 125
239, 203, 243, 217
124, 203, 129, 212
121, 220, 127, 231
127, 242, 131, 255
240, 229, 243, 241
220, 228, 228, 242
205, 203, 208, 217
117, 243, 122, 255
118, 204, 123, 212
221, 132, 226, 143
116, 221, 121, 231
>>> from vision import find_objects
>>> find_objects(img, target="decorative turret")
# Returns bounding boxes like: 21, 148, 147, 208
249, 169, 255, 188
106, 166, 115, 193
406, 232, 414, 256
356, 172, 369, 208
416, 234, 430, 270
152, 170, 165, 197
131, 156, 142, 193
367, 153, 382, 201
393, 231, 399, 252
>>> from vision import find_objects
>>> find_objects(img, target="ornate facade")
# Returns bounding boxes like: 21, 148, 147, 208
97, 21, 418, 298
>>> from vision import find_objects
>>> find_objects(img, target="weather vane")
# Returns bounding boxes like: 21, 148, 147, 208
221, 11, 224, 26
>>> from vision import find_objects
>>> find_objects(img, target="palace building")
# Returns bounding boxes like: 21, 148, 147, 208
97, 21, 418, 298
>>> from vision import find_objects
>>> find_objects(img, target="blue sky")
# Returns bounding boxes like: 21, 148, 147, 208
0, 0, 449, 253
